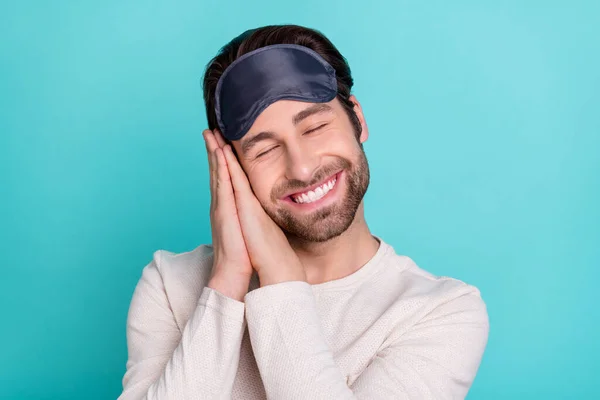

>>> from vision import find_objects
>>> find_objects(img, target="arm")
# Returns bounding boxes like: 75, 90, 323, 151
117, 252, 246, 400
244, 281, 489, 400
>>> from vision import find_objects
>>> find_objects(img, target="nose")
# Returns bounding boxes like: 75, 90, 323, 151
284, 140, 320, 183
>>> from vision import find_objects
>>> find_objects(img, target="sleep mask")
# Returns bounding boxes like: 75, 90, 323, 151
214, 44, 338, 141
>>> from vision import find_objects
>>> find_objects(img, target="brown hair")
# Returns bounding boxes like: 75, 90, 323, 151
202, 24, 362, 140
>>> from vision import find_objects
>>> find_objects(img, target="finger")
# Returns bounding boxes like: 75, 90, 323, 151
213, 129, 227, 148
203, 130, 218, 207
223, 144, 254, 200
202, 129, 213, 151
203, 129, 218, 181
204, 129, 219, 153
215, 147, 235, 208
210, 149, 218, 207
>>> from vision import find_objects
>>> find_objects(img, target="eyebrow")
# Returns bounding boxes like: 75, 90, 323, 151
240, 103, 335, 155
292, 103, 334, 126
241, 130, 277, 155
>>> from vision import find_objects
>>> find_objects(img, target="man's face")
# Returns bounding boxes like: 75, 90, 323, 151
232, 96, 370, 243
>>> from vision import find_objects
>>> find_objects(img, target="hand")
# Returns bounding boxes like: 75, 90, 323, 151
222, 144, 306, 287
203, 129, 253, 301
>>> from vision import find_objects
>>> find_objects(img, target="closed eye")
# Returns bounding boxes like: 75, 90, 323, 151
304, 123, 328, 135
256, 145, 279, 159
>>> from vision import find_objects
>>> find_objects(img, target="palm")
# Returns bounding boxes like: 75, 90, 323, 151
205, 129, 253, 278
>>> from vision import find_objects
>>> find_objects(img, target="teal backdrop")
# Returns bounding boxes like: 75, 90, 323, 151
1, 1, 598, 399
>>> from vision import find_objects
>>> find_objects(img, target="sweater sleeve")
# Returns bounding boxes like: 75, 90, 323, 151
244, 281, 489, 400
118, 251, 246, 400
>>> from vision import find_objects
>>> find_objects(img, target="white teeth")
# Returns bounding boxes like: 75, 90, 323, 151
292, 177, 337, 204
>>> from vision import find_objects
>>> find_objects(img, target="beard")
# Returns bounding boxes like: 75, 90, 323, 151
261, 147, 370, 243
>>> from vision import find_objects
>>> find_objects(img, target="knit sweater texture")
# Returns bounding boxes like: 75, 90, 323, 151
118, 238, 489, 399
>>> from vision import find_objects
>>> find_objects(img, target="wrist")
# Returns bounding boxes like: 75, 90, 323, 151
258, 264, 306, 287
208, 272, 251, 302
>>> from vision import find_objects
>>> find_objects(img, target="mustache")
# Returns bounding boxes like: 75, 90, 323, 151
271, 158, 351, 200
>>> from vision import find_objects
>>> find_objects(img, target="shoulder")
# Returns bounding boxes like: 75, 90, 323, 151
153, 244, 214, 277
403, 256, 484, 304
142, 244, 214, 286
376, 240, 488, 325
371, 242, 489, 397
134, 244, 215, 329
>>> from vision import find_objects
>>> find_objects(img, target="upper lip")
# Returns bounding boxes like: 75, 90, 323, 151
282, 171, 340, 199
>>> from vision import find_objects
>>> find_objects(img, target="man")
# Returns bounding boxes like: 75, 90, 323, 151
118, 24, 489, 399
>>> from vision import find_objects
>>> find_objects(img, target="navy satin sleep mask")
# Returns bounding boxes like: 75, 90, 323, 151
214, 44, 338, 141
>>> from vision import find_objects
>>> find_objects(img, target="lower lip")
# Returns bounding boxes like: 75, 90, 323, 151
284, 171, 343, 210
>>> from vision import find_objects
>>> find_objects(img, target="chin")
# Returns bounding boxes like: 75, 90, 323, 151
272, 192, 362, 243
266, 150, 370, 243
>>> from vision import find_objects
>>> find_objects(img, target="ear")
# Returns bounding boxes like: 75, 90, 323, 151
349, 95, 369, 144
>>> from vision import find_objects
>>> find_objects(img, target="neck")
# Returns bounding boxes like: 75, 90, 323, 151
286, 202, 380, 285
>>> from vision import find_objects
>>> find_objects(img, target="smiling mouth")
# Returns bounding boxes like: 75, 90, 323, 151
288, 173, 339, 204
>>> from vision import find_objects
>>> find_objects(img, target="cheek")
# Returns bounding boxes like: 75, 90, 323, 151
248, 172, 277, 203
323, 128, 359, 152
325, 137, 359, 160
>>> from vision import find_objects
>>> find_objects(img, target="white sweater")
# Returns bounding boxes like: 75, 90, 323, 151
118, 238, 489, 399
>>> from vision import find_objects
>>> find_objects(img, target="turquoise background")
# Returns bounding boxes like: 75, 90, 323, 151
1, 1, 598, 398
